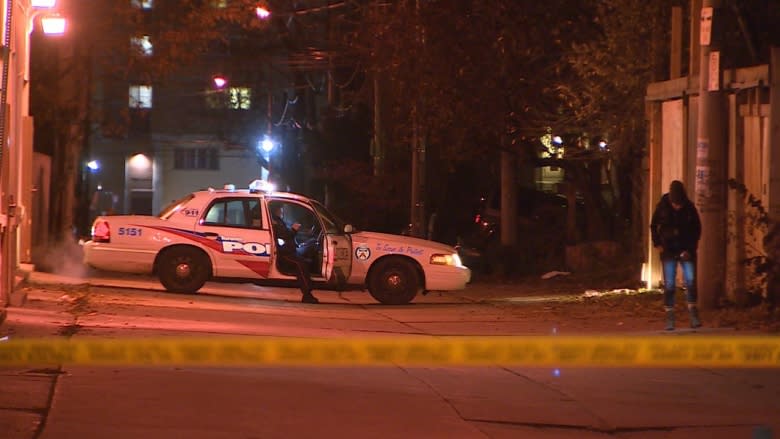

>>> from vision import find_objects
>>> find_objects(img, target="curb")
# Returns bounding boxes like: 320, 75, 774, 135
0, 265, 32, 325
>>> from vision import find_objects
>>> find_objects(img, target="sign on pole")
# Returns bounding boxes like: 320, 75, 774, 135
708, 51, 720, 91
700, 7, 713, 46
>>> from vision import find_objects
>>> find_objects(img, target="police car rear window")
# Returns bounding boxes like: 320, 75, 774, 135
158, 194, 195, 219
203, 198, 262, 229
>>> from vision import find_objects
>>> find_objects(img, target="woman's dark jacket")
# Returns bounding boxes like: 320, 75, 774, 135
650, 193, 701, 260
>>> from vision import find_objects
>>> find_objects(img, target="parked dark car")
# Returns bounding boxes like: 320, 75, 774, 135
457, 187, 585, 274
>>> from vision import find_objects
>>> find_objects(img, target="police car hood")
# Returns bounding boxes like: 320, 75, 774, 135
351, 231, 456, 253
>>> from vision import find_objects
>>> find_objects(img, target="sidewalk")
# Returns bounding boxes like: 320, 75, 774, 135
1, 273, 73, 439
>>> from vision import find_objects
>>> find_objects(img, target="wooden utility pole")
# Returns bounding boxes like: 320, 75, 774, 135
694, 0, 727, 309
410, 113, 426, 237
372, 75, 383, 177
670, 6, 682, 79
409, 0, 426, 238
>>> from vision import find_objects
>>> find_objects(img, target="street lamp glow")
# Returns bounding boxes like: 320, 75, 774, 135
128, 153, 151, 172
40, 14, 66, 35
260, 138, 275, 153
87, 160, 100, 171
255, 6, 271, 19
31, 0, 57, 8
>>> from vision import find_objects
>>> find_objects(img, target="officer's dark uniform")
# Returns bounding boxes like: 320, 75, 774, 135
271, 208, 319, 304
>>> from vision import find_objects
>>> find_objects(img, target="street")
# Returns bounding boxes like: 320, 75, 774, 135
1, 272, 779, 439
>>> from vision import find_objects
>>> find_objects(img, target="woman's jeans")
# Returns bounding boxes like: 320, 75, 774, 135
662, 257, 697, 308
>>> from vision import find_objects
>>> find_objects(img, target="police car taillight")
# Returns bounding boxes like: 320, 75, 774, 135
92, 220, 111, 243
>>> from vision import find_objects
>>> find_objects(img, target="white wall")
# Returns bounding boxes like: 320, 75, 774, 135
155, 145, 262, 214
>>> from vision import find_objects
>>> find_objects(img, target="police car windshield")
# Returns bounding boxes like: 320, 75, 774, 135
311, 200, 351, 234
158, 194, 195, 219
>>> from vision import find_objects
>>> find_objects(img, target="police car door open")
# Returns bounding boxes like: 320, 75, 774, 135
311, 200, 352, 286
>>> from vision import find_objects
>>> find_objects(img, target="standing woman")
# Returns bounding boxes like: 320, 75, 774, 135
650, 180, 702, 330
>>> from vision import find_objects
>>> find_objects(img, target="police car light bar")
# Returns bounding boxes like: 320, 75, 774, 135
249, 179, 275, 193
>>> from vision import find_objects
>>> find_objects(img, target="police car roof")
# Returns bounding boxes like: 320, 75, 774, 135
196, 187, 312, 203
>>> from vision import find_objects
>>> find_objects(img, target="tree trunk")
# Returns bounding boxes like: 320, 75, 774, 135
500, 147, 517, 246
50, 35, 88, 243
562, 181, 579, 244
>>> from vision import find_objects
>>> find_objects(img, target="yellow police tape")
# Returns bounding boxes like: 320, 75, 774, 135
1, 336, 779, 367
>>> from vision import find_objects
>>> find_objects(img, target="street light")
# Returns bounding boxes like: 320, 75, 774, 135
0, 0, 67, 307
260, 137, 275, 153
30, 0, 56, 7
19, 0, 67, 250
38, 13, 65, 34
258, 136, 276, 182
20, 2, 67, 235
255, 6, 271, 19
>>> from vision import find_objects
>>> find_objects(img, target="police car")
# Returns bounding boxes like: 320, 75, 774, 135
83, 180, 471, 304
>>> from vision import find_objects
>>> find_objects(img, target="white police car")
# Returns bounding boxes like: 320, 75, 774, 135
83, 180, 471, 304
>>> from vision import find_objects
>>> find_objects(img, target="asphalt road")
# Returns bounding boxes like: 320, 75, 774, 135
1, 272, 778, 439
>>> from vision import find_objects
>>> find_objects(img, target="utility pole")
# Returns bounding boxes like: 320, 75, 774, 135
694, 0, 727, 309
409, 0, 426, 238
372, 75, 383, 177
410, 118, 426, 237
266, 62, 273, 183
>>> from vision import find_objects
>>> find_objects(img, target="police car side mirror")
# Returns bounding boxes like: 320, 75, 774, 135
344, 224, 353, 234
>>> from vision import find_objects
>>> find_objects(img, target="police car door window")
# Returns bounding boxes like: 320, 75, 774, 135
248, 199, 263, 228
269, 200, 318, 234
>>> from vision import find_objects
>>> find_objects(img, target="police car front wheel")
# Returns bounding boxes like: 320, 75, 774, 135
368, 258, 421, 305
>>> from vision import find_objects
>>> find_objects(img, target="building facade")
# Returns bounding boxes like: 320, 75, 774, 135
1, 0, 61, 309
80, 1, 329, 237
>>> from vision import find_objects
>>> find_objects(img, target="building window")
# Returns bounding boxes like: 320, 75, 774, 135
174, 147, 219, 170
229, 87, 252, 110
129, 85, 153, 109
206, 87, 252, 110
131, 36, 153, 56
131, 0, 153, 9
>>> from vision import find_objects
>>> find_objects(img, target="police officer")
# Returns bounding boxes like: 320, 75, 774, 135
270, 204, 319, 304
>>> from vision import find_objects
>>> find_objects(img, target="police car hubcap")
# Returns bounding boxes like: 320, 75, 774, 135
387, 274, 402, 287
176, 263, 191, 278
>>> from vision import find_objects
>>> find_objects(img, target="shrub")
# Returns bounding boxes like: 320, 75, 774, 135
727, 179, 778, 310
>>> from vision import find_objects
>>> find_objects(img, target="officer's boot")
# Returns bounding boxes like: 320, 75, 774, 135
301, 292, 319, 304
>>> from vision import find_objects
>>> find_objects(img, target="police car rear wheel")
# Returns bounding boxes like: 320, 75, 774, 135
158, 247, 211, 293
368, 258, 421, 305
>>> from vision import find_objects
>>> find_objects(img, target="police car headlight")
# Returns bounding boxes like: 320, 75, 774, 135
430, 253, 462, 267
